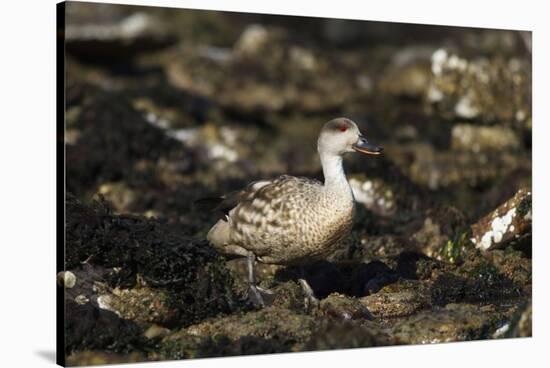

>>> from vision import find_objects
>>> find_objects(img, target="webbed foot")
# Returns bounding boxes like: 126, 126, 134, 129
246, 284, 275, 308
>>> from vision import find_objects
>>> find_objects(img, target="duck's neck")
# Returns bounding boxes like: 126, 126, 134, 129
320, 152, 351, 193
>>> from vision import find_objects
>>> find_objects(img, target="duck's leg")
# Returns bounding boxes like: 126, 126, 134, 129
245, 252, 273, 307
298, 269, 320, 311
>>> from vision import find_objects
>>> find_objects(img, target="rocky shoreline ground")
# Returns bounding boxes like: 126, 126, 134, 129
61, 3, 531, 365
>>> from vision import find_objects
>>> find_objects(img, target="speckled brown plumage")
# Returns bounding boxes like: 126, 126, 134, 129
206, 118, 381, 266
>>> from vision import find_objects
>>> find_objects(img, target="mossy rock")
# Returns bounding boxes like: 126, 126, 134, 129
65, 194, 243, 327
431, 257, 522, 306
161, 307, 316, 358
390, 304, 491, 344
303, 321, 391, 351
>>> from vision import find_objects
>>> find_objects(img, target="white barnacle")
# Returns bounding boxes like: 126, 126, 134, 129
479, 231, 493, 250
431, 48, 448, 76
480, 208, 516, 249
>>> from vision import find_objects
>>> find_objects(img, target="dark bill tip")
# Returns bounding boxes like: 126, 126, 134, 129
353, 140, 383, 155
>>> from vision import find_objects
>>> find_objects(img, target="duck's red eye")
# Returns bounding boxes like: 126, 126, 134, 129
340, 127, 347, 132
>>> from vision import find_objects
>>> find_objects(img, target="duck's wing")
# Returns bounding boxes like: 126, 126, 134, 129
229, 175, 323, 222
195, 179, 274, 216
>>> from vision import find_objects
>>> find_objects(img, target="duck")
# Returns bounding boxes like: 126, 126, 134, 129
205, 117, 382, 307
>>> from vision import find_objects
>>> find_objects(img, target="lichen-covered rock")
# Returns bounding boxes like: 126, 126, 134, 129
471, 188, 531, 252
360, 280, 431, 319
486, 249, 532, 288
387, 142, 528, 190
65, 4, 176, 62
426, 48, 531, 130
160, 307, 317, 358
183, 307, 315, 342
516, 303, 532, 337
269, 281, 308, 312
492, 301, 532, 339
378, 62, 432, 99
66, 351, 147, 366
451, 124, 521, 153
430, 258, 521, 306
319, 293, 373, 321
350, 235, 417, 262
411, 207, 467, 258
349, 176, 396, 217
96, 286, 175, 325
390, 304, 493, 344
303, 321, 391, 350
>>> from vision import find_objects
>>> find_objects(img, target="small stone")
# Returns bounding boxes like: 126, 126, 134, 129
234, 24, 269, 55
75, 294, 89, 305
58, 271, 77, 288
144, 324, 171, 339
472, 188, 531, 251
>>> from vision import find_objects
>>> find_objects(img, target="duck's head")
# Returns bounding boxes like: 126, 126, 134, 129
317, 118, 383, 156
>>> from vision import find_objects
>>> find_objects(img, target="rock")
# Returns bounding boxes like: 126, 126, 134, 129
65, 299, 147, 354
391, 304, 493, 344
471, 188, 531, 251
65, 8, 176, 62
234, 24, 271, 56
516, 303, 532, 337
65, 194, 243, 327
427, 49, 531, 131
360, 280, 431, 319
492, 301, 531, 339
98, 182, 137, 213
486, 249, 531, 288
430, 258, 521, 306
349, 176, 396, 217
411, 207, 468, 259
412, 217, 448, 258
97, 286, 176, 325
319, 293, 373, 321
75, 294, 89, 305
350, 235, 418, 263
143, 324, 171, 339
378, 62, 431, 99
451, 124, 521, 153
269, 281, 308, 312
386, 142, 529, 190
66, 351, 146, 366
65, 94, 187, 197
58, 271, 77, 288
304, 321, 391, 350
160, 307, 316, 358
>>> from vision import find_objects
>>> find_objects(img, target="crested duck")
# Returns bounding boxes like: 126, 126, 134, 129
206, 118, 382, 307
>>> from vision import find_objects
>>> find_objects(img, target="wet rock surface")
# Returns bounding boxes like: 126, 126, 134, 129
471, 188, 532, 253
62, 3, 531, 365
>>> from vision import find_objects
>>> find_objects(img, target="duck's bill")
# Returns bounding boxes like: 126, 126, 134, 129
352, 141, 383, 155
